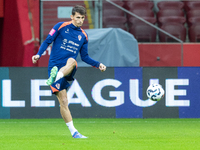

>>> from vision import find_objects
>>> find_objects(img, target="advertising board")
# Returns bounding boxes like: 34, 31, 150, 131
0, 67, 199, 119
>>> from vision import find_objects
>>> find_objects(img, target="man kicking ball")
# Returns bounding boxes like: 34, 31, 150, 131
32, 5, 106, 138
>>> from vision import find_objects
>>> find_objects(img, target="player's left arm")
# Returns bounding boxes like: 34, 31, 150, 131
80, 40, 106, 72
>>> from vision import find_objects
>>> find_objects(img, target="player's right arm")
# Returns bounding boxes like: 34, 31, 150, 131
31, 22, 63, 64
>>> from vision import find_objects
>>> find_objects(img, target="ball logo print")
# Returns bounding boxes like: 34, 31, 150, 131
146, 83, 165, 101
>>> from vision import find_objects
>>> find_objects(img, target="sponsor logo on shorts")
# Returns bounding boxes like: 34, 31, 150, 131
55, 83, 60, 90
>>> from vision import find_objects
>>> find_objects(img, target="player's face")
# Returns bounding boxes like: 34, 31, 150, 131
71, 12, 85, 27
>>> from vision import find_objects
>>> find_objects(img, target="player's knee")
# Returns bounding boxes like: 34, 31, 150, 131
67, 58, 76, 67
60, 98, 69, 107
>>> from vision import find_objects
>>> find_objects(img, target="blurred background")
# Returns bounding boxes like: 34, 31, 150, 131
0, 0, 200, 67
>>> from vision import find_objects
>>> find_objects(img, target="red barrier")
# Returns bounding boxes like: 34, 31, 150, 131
183, 43, 200, 66
139, 43, 200, 67
139, 43, 182, 66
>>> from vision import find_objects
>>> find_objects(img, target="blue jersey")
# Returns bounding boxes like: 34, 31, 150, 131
37, 21, 100, 70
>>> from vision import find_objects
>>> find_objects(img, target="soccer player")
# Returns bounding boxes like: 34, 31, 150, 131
32, 5, 106, 138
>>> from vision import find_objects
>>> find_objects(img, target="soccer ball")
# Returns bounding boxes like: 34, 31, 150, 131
146, 83, 165, 101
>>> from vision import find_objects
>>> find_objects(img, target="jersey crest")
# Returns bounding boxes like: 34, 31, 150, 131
78, 35, 82, 41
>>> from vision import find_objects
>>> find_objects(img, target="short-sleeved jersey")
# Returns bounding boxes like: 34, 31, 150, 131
37, 21, 100, 70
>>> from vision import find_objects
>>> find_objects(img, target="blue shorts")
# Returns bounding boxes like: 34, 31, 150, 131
50, 66, 77, 94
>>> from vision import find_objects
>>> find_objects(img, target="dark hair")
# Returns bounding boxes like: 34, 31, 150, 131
72, 5, 86, 16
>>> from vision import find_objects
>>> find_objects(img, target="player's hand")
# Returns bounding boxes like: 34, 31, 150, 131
32, 55, 40, 64
99, 63, 106, 72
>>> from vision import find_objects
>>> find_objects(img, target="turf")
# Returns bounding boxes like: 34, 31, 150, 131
0, 118, 200, 150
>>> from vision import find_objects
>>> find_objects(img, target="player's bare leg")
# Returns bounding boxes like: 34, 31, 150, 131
54, 58, 77, 82
56, 89, 87, 138
56, 89, 73, 123
60, 58, 76, 76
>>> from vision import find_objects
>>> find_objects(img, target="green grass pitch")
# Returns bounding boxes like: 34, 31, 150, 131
0, 118, 200, 150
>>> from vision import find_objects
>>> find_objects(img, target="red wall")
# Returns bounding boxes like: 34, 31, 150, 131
0, 0, 24, 66
0, 0, 39, 67
0, 0, 4, 17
